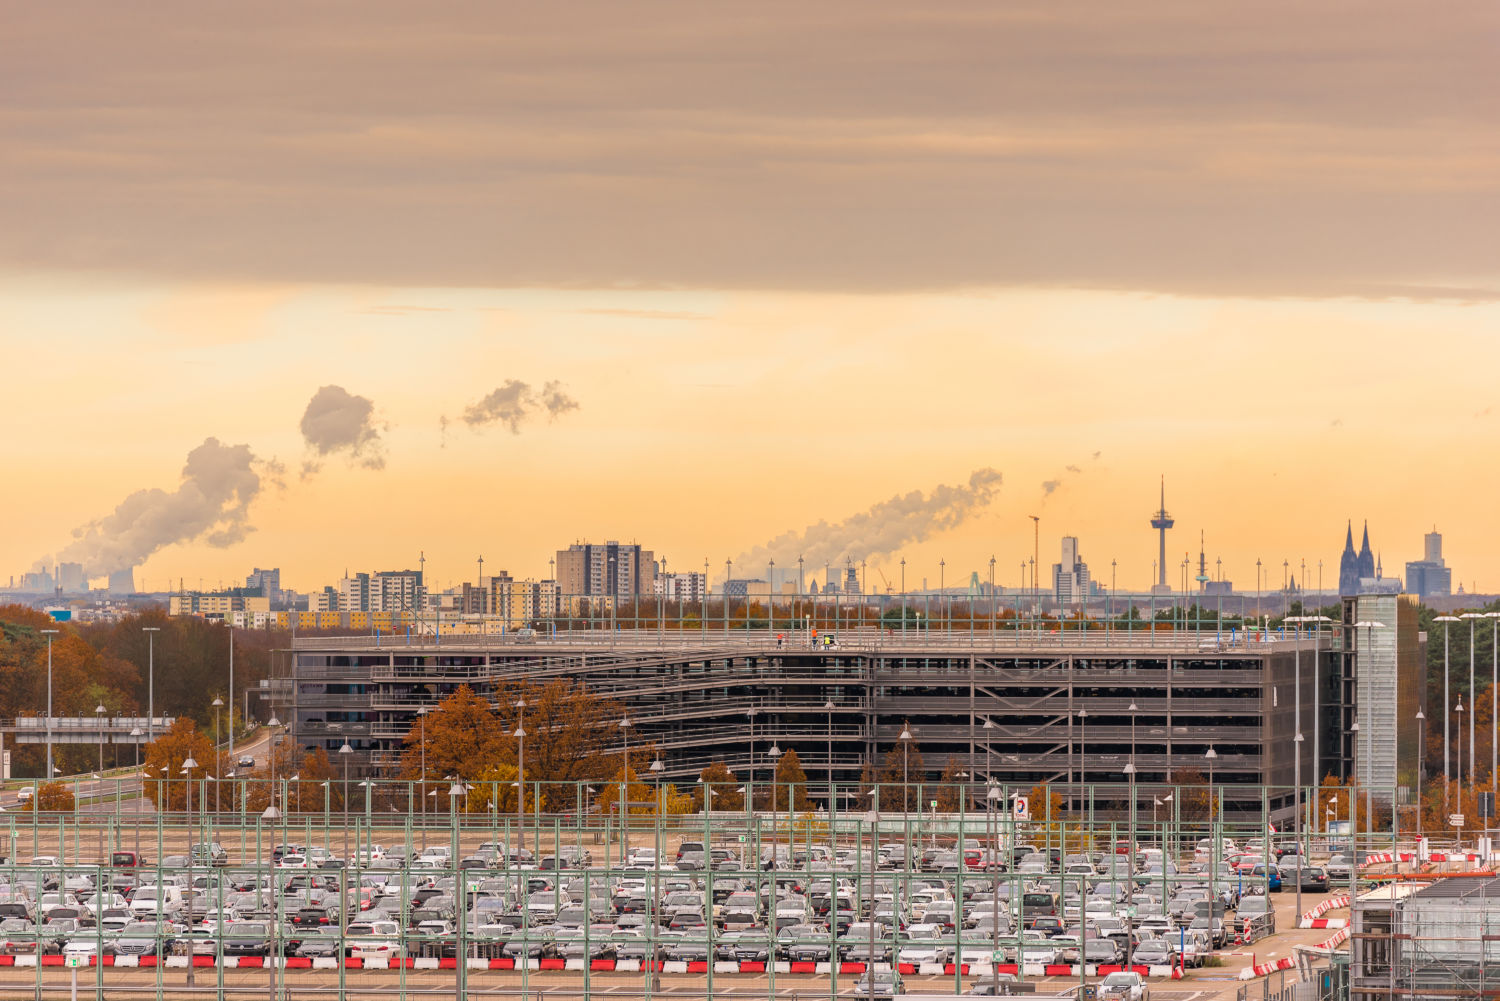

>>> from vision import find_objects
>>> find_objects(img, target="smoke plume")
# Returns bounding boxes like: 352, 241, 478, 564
457, 379, 581, 433
734, 469, 1003, 571
41, 437, 266, 578
300, 385, 386, 475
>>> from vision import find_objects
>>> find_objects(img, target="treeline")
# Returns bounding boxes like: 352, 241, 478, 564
0, 605, 277, 778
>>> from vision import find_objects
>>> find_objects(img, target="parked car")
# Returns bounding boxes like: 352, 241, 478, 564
1298, 867, 1330, 892
1099, 971, 1149, 1001
853, 970, 907, 999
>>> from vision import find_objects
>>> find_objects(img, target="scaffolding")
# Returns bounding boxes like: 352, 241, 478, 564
1352, 877, 1500, 1001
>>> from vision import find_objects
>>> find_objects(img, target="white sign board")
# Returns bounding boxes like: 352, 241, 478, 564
1012, 795, 1029, 820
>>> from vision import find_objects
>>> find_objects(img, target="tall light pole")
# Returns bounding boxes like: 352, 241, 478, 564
95, 703, 107, 778
41, 629, 58, 782
824, 700, 836, 810
1077, 708, 1088, 812
338, 742, 353, 862
129, 727, 143, 856
1415, 710, 1425, 840
182, 754, 198, 988
142, 626, 160, 743
1462, 612, 1484, 786
746, 707, 758, 806
1435, 616, 1460, 804
768, 742, 783, 857
1489, 612, 1500, 800
1205, 745, 1218, 830
514, 698, 527, 857
619, 717, 632, 865
1456, 699, 1466, 830
1126, 701, 1138, 852
416, 705, 429, 850
900, 726, 912, 812
211, 697, 223, 814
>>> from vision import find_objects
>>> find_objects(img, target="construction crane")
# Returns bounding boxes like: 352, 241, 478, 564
876, 567, 894, 594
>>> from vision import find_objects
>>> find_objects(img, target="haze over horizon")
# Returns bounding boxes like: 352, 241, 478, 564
4, 1, 1497, 595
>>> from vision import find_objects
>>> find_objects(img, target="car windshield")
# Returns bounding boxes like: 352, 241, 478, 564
1103, 973, 1139, 986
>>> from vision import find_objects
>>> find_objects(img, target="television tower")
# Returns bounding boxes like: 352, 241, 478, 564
1149, 476, 1174, 594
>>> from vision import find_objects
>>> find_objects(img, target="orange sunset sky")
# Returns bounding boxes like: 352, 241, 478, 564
3, 2, 1497, 595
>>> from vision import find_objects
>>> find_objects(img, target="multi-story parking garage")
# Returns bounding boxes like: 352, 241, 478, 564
284, 627, 1356, 822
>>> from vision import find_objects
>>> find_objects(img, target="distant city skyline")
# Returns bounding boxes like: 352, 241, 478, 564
6, 510, 1474, 601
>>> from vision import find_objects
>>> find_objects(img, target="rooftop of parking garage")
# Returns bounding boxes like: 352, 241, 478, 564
289, 627, 1338, 656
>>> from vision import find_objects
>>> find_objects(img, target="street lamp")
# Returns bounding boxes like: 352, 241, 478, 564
1462, 612, 1485, 786
1456, 699, 1466, 831
338, 742, 353, 861
95, 703, 107, 779
211, 697, 224, 814
41, 629, 58, 782
619, 717, 632, 865
824, 700, 836, 809
768, 743, 783, 859
1077, 708, 1088, 810
987, 783, 1002, 959
900, 727, 913, 813
1434, 616, 1461, 804
1293, 731, 1305, 918
181, 754, 198, 988
1415, 710, 1426, 840
416, 705, 429, 849
129, 727, 143, 856
141, 626, 160, 743
514, 698, 527, 857
1488, 612, 1500, 801
1127, 701, 1139, 834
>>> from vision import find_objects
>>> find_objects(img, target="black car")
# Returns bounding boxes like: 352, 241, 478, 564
223, 921, 276, 957
290, 907, 332, 929
1298, 867, 1330, 892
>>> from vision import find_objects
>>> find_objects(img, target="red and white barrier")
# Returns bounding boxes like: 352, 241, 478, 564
0, 954, 1187, 979
1239, 927, 1352, 980
1299, 894, 1352, 928
1239, 956, 1295, 980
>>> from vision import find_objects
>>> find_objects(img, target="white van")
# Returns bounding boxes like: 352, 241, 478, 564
128, 885, 184, 919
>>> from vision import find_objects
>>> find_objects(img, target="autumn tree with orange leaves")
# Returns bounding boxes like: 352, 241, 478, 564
399, 682, 630, 810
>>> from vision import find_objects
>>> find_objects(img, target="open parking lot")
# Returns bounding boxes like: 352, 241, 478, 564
0, 812, 1367, 999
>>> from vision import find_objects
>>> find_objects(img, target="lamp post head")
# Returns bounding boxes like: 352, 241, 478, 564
338, 743, 353, 756
1077, 709, 1088, 720
1433, 616, 1460, 624
95, 704, 107, 715
211, 697, 223, 708
129, 728, 142, 738
650, 759, 664, 774
267, 715, 281, 728
899, 728, 912, 742
824, 700, 835, 711
1128, 702, 1139, 713
1416, 710, 1425, 721
619, 718, 632, 730
513, 726, 526, 739
768, 744, 781, 758
515, 698, 526, 710
181, 756, 198, 771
